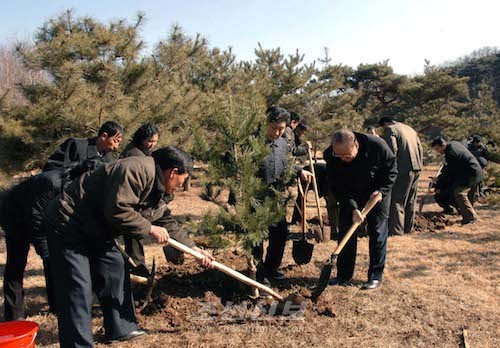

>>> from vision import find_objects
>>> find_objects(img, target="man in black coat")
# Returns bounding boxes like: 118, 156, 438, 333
42, 121, 123, 171
324, 129, 398, 290
0, 160, 101, 321
432, 137, 483, 224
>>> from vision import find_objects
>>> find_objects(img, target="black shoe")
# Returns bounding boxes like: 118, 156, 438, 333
265, 269, 285, 280
461, 218, 478, 225
106, 329, 146, 343
442, 207, 455, 215
361, 279, 381, 290
328, 277, 352, 286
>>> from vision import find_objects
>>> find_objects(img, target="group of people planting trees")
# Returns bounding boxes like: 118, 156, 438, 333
0, 104, 495, 347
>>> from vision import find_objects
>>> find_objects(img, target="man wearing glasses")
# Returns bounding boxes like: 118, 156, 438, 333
324, 129, 398, 290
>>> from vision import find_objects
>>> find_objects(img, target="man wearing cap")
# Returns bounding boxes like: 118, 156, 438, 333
432, 137, 482, 224
379, 117, 423, 235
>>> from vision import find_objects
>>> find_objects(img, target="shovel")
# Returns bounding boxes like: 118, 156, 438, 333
311, 193, 382, 302
418, 163, 444, 213
306, 141, 324, 231
292, 179, 314, 265
167, 238, 287, 301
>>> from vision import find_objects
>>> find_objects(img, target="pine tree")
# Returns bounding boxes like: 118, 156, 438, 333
11, 10, 149, 166
194, 92, 289, 292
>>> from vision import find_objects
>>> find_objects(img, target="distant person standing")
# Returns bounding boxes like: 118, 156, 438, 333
282, 110, 303, 155
432, 137, 483, 225
379, 117, 423, 235
43, 121, 123, 171
292, 119, 309, 157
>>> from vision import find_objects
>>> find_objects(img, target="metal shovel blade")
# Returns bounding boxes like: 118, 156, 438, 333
311, 254, 338, 302
292, 239, 314, 265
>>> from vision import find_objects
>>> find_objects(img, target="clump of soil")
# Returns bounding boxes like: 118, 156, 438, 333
414, 212, 455, 232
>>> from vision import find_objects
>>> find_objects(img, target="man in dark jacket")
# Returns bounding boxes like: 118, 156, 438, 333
42, 121, 123, 171
324, 129, 398, 290
0, 160, 101, 321
45, 146, 213, 347
255, 107, 313, 282
432, 137, 482, 224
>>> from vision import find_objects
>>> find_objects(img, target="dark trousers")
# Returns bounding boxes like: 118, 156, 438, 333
3, 233, 55, 321
48, 231, 138, 348
123, 235, 147, 274
253, 219, 288, 277
337, 199, 389, 281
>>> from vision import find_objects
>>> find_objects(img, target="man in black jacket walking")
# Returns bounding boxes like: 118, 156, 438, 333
324, 129, 397, 290
432, 137, 482, 224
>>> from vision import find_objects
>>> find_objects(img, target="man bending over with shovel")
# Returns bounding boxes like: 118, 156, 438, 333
324, 129, 397, 290
45, 146, 214, 347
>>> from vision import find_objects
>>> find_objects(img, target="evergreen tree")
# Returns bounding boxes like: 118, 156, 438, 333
195, 93, 289, 292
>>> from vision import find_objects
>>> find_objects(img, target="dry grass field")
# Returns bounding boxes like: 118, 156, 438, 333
1, 165, 499, 347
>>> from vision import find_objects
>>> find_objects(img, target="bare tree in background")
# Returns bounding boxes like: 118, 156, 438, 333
0, 42, 47, 107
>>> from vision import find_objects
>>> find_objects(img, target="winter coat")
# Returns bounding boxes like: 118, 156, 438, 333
43, 137, 115, 172
44, 156, 195, 249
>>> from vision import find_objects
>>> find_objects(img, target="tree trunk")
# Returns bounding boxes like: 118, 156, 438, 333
246, 255, 259, 298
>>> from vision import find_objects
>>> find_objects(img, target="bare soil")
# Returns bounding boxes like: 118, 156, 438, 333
1, 165, 499, 347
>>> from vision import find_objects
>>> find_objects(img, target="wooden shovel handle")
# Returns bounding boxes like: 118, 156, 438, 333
306, 142, 323, 228
167, 239, 284, 301
297, 180, 310, 234
332, 193, 382, 256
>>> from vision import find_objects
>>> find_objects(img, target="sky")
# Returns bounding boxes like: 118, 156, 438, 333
1, 0, 499, 75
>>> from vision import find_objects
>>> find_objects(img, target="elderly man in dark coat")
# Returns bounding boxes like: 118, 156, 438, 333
324, 129, 398, 290
45, 146, 213, 347
43, 121, 123, 171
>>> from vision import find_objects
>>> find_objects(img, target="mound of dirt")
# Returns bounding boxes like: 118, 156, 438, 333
138, 248, 309, 329
414, 212, 455, 232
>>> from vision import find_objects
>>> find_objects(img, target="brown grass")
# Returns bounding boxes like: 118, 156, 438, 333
1, 165, 499, 347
